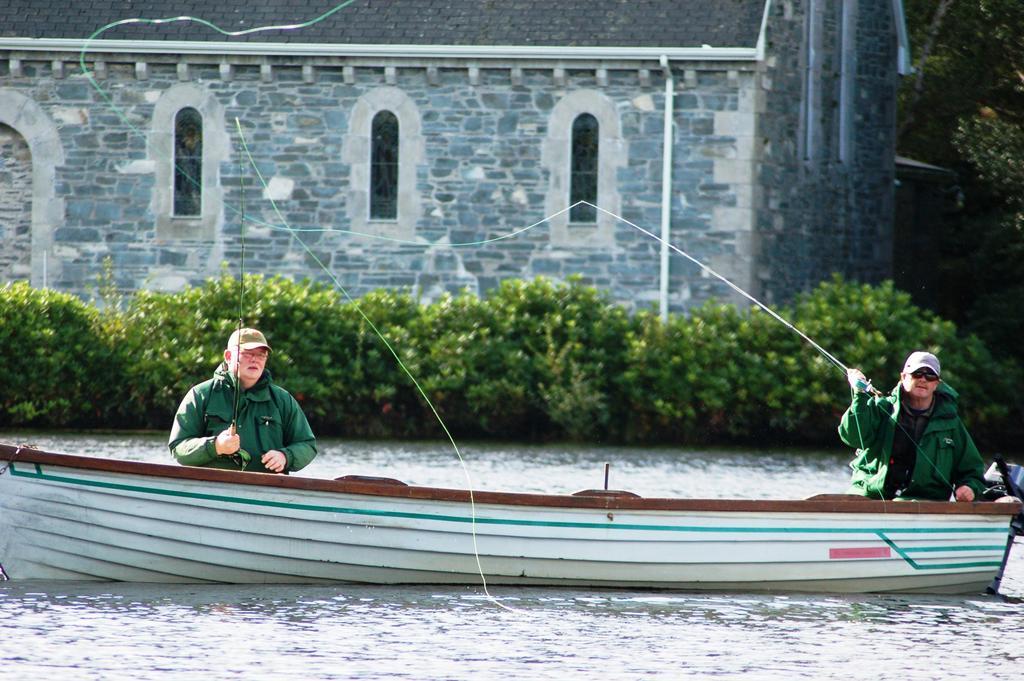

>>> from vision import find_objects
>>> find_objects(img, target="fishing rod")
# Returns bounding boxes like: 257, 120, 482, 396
230, 119, 251, 470
584, 202, 978, 503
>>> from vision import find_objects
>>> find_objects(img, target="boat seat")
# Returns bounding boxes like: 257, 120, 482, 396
334, 474, 409, 486
804, 493, 870, 501
572, 489, 641, 498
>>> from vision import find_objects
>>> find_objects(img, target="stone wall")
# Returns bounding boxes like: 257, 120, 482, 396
0, 55, 761, 313
0, 1, 900, 314
756, 0, 898, 305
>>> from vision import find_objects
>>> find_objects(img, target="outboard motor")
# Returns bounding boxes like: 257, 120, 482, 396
982, 458, 1024, 501
985, 456, 1024, 596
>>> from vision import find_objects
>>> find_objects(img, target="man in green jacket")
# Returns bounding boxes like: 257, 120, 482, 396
840, 351, 985, 501
169, 327, 318, 474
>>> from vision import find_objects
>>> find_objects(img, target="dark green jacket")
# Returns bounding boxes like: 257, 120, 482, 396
168, 365, 317, 473
838, 382, 985, 500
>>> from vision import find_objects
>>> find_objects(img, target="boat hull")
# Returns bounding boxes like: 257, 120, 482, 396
0, 445, 1018, 594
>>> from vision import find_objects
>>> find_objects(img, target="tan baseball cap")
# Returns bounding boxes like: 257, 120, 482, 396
227, 327, 271, 353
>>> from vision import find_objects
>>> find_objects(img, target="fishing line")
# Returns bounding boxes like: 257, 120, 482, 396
76, 1, 360, 223
75, 2, 959, 597
233, 121, 514, 612
75, 3, 578, 250
568, 206, 958, 498
179, 178, 938, 501
78, 2, 516, 612
74, 2, 853, 382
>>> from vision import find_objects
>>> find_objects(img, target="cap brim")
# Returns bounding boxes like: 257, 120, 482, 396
237, 342, 271, 352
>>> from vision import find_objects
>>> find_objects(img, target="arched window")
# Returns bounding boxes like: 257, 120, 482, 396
173, 107, 202, 217
370, 110, 399, 220
543, 90, 624, 247
569, 113, 599, 223
344, 87, 424, 239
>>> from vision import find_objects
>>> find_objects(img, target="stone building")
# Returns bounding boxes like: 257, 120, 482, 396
0, 0, 910, 314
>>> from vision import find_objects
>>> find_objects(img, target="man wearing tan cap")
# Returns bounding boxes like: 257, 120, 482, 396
169, 327, 318, 474
840, 350, 985, 501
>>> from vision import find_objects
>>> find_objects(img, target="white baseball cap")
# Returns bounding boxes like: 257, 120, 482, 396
902, 351, 940, 376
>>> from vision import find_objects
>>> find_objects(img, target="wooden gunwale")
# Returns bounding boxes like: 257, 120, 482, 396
2, 443, 1020, 517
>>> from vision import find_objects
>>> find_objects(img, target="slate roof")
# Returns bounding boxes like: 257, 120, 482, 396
1, 1, 766, 49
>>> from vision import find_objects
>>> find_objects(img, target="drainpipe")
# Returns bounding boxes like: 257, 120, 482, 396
658, 55, 674, 322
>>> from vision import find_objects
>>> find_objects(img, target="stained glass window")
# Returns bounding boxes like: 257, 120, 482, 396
371, 110, 399, 220
173, 107, 202, 217
569, 113, 598, 223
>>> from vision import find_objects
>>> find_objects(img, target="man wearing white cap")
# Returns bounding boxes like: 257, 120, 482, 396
839, 350, 985, 501
169, 327, 318, 474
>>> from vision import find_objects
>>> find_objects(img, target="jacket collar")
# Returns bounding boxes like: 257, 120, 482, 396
214, 363, 273, 400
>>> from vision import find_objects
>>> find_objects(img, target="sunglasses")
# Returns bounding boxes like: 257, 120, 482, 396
909, 370, 939, 382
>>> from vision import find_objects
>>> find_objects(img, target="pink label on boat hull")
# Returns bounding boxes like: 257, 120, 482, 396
829, 546, 892, 560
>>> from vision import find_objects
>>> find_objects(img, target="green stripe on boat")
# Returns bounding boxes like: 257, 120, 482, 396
11, 463, 1008, 542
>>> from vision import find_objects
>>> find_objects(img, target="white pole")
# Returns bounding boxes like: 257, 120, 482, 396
658, 55, 675, 322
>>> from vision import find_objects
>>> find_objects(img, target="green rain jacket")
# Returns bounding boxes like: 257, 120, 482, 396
169, 364, 318, 473
838, 382, 986, 500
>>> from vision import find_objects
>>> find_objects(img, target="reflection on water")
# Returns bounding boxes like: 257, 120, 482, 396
0, 582, 1020, 681
1, 431, 1022, 680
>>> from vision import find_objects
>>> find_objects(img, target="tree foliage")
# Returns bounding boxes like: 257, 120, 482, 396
898, 0, 1024, 366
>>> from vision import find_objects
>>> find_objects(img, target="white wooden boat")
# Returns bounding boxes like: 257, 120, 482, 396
1, 443, 1020, 594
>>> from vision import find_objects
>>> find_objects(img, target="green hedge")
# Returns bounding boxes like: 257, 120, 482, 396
0, 283, 120, 425
1, 276, 1021, 448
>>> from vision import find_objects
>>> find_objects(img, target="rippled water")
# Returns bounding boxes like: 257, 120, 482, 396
1, 432, 1022, 680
